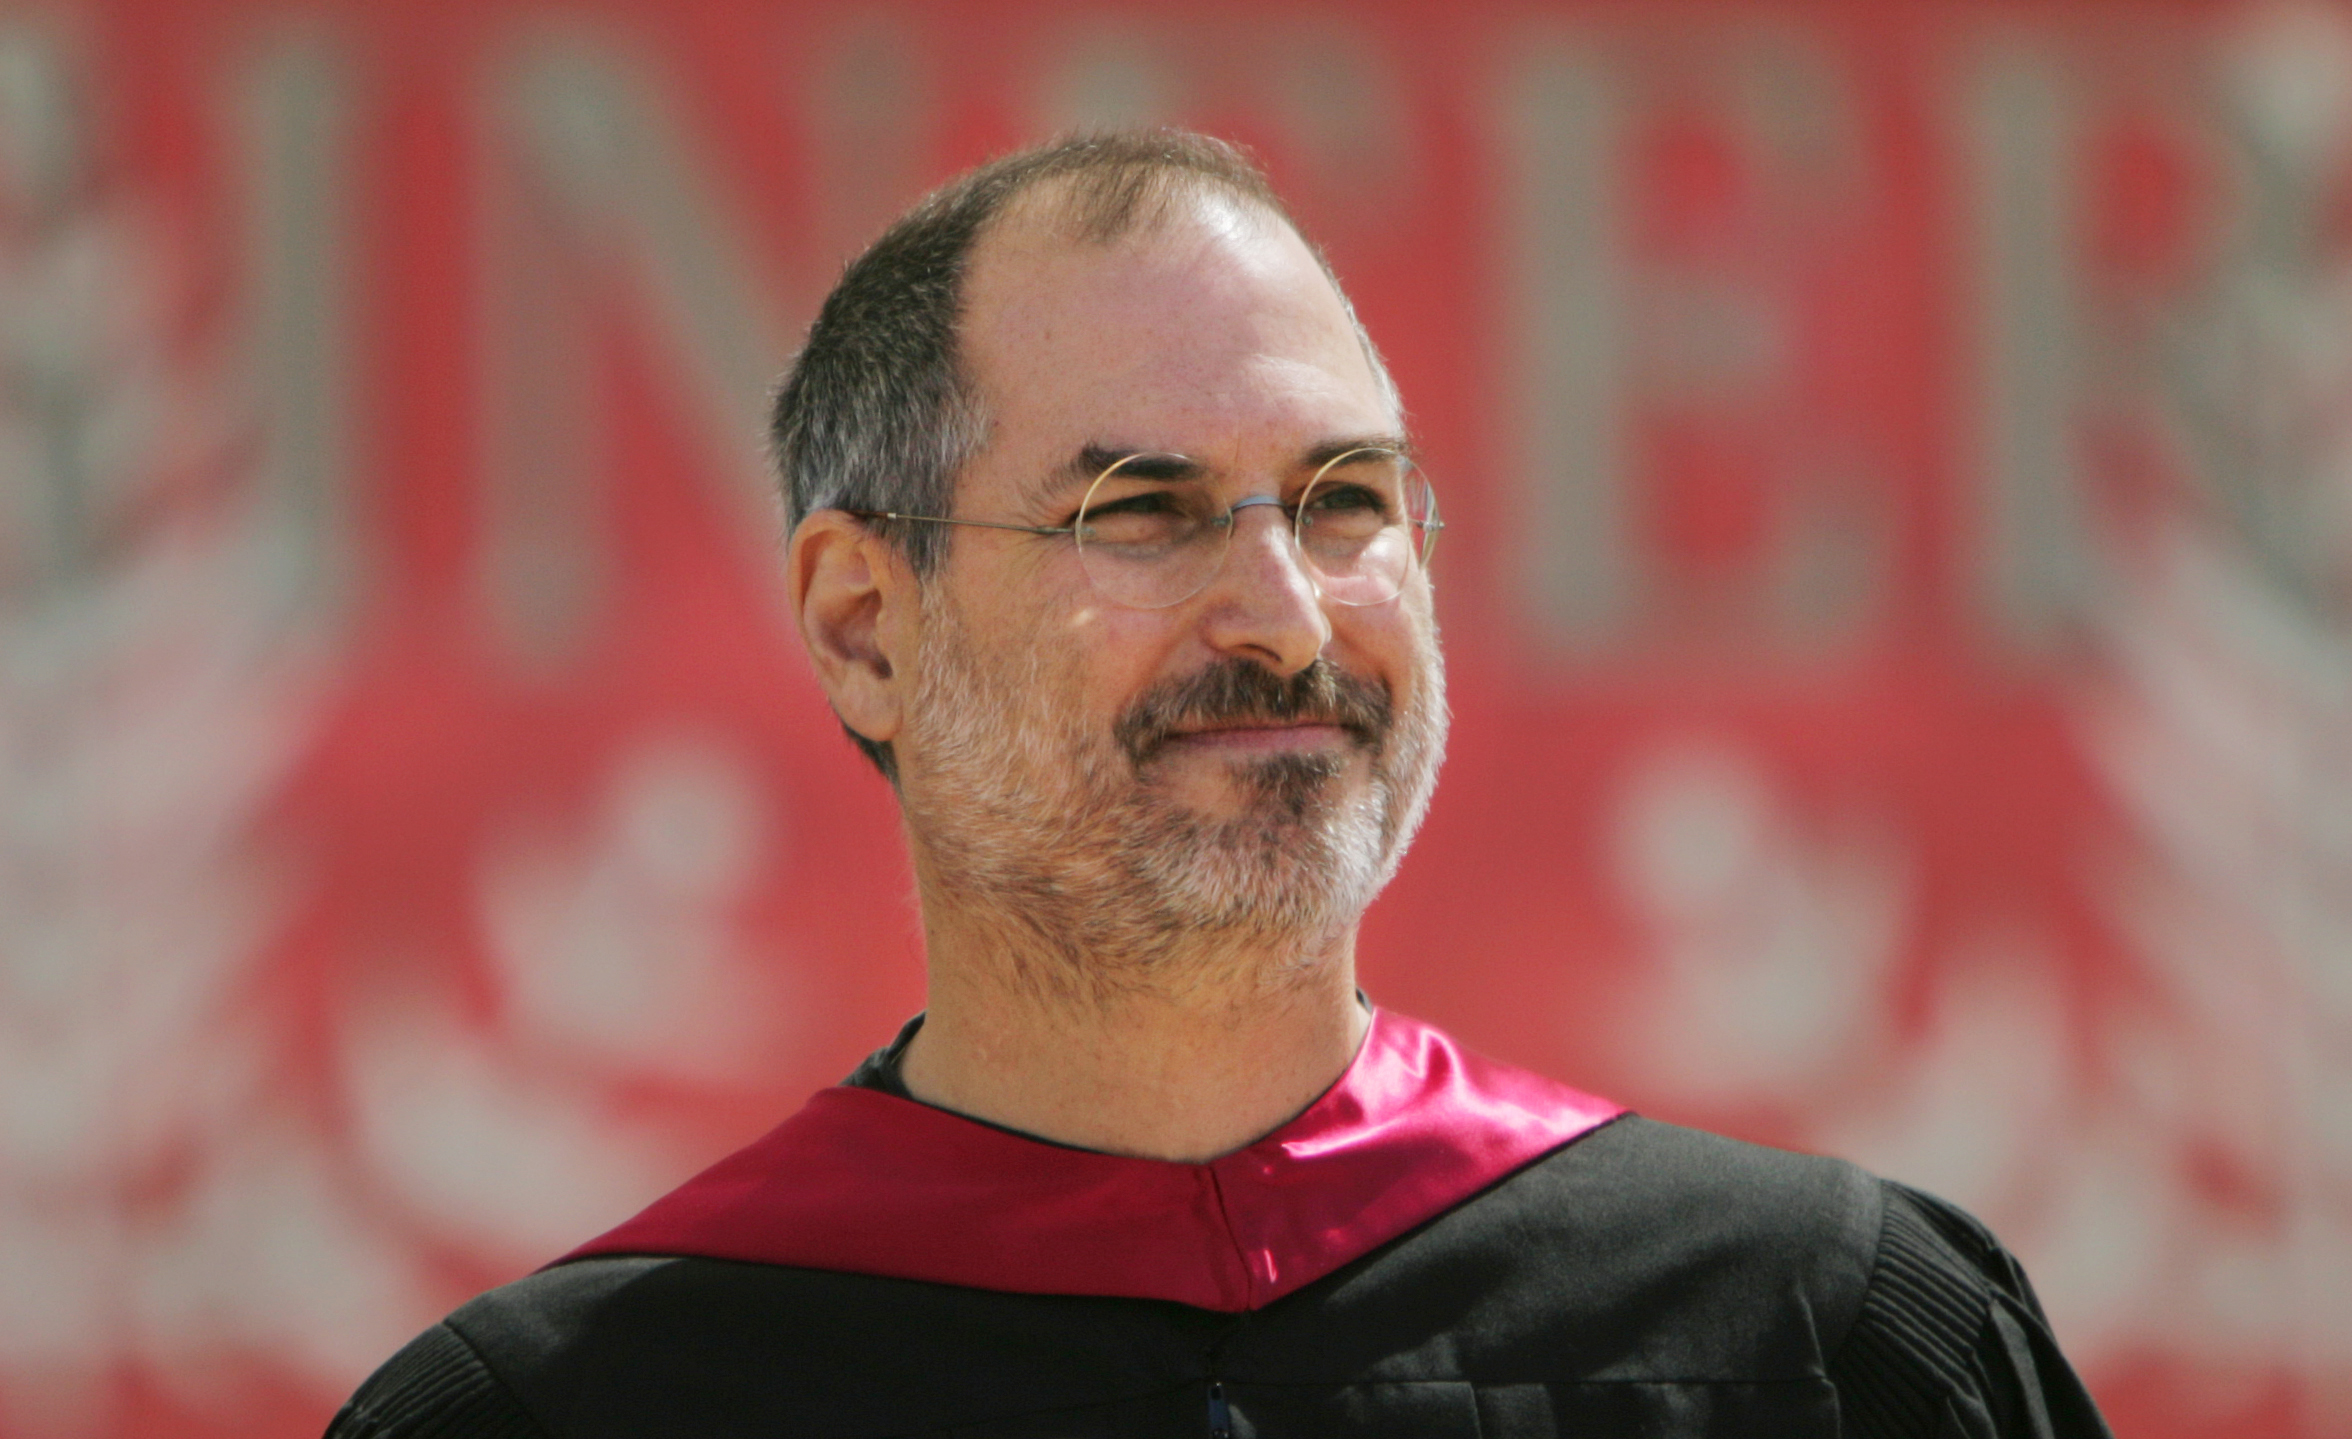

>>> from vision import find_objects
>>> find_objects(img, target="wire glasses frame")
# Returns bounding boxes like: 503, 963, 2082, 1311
845, 446, 1442, 610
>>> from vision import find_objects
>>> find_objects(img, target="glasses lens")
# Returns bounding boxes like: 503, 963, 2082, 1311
1074, 454, 1231, 609
1295, 448, 1437, 606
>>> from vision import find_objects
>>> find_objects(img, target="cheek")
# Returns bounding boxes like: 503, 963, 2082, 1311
1335, 598, 1433, 696
1054, 606, 1189, 713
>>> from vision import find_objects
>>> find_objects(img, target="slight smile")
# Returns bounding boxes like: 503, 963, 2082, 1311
1161, 721, 1354, 754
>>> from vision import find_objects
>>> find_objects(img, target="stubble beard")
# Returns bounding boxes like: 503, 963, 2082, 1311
899, 589, 1448, 1003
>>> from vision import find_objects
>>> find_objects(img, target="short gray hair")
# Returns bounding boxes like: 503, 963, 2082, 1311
770, 128, 1397, 778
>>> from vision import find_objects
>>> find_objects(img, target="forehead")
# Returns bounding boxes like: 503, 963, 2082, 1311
956, 187, 1394, 477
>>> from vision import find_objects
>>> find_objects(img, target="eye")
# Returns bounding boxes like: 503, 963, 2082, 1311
1060, 489, 1176, 530
1086, 489, 1188, 518
1303, 482, 1395, 520
1076, 486, 1209, 551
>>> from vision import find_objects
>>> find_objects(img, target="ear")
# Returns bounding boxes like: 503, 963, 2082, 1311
788, 511, 920, 753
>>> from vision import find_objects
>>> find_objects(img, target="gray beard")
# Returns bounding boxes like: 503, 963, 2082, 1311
897, 591, 1447, 1002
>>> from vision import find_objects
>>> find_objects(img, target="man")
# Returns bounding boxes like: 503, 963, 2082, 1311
328, 131, 2110, 1438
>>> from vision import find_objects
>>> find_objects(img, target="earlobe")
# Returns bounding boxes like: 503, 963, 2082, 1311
788, 512, 912, 748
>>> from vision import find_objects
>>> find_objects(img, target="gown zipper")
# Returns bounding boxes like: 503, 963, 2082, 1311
1207, 1379, 1234, 1439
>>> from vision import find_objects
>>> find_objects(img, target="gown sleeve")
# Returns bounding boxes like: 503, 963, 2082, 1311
1828, 1181, 2114, 1439
321, 1322, 550, 1439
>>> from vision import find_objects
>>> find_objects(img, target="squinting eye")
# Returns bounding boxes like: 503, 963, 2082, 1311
1307, 483, 1393, 518
1065, 489, 1181, 530
1088, 490, 1186, 517
1077, 486, 1210, 551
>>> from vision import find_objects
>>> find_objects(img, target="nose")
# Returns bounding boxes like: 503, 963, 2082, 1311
1195, 501, 1331, 676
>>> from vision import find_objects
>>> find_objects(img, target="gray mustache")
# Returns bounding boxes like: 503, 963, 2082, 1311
1115, 659, 1392, 765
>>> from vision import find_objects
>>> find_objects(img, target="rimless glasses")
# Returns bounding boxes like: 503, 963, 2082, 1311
846, 445, 1442, 610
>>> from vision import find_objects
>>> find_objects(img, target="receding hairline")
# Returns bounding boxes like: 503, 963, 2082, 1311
956, 170, 1336, 350
981, 159, 1296, 251
772, 127, 1399, 539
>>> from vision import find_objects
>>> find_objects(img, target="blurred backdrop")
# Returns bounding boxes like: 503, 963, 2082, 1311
2, 1, 2349, 1435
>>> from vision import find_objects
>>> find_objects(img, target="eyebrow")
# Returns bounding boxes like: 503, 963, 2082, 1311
1301, 434, 1416, 470
1075, 446, 1204, 484
1016, 446, 1199, 514
1026, 434, 1417, 510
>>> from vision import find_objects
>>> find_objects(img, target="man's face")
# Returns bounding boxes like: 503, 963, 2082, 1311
893, 189, 1446, 984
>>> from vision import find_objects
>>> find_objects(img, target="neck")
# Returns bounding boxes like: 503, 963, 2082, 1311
898, 905, 1371, 1163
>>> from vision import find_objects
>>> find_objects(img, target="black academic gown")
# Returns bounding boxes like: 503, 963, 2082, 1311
327, 1011, 2111, 1439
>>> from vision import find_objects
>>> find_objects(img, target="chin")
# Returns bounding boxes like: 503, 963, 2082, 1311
1126, 754, 1395, 934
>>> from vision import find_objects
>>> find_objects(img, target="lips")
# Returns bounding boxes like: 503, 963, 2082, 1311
1164, 720, 1352, 754
1169, 716, 1344, 736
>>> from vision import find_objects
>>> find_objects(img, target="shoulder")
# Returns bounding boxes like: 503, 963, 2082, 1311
325, 1253, 1209, 1439
325, 1257, 770, 1439
1355, 1114, 1886, 1381
1517, 1112, 1887, 1262
1831, 1181, 2006, 1425
1357, 1117, 2107, 1433
1473, 1114, 1892, 1322
324, 1314, 550, 1439
1522, 1119, 2110, 1436
1830, 1182, 2113, 1437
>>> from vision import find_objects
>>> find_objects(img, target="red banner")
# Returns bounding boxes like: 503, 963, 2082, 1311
2, 3, 2347, 1435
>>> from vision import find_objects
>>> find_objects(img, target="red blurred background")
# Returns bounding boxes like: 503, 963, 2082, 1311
3, 1, 2348, 1435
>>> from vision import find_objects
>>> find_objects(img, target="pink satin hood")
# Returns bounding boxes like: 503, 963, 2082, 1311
562, 1007, 1623, 1312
